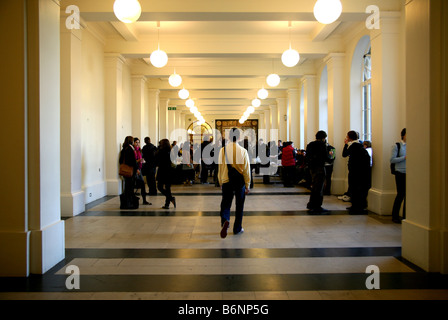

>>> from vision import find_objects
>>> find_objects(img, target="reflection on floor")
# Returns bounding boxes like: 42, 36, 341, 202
1, 176, 448, 300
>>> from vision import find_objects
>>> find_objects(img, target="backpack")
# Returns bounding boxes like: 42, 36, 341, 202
390, 143, 401, 175
224, 145, 246, 189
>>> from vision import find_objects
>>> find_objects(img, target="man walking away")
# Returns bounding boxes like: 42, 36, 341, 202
218, 128, 251, 238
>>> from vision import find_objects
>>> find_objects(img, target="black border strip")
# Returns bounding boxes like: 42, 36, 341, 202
61, 247, 402, 260
1, 273, 448, 293
78, 210, 355, 217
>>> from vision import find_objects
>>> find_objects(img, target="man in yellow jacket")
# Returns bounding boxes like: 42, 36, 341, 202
218, 128, 251, 238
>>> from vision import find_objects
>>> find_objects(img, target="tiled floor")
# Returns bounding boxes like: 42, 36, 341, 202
1, 175, 448, 301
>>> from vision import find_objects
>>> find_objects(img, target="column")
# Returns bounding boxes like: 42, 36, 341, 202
0, 0, 65, 276
367, 14, 405, 215
167, 105, 176, 142
288, 88, 300, 145
60, 15, 85, 217
159, 98, 169, 140
147, 89, 159, 143
301, 75, 317, 146
276, 98, 288, 142
104, 53, 126, 195
270, 104, 279, 142
403, 0, 448, 273
258, 113, 266, 142
264, 109, 271, 141
324, 53, 346, 195
131, 75, 147, 140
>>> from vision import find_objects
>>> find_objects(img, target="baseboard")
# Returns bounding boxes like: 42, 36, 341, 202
402, 219, 441, 273
61, 190, 85, 217
30, 220, 65, 274
367, 188, 397, 216
84, 180, 107, 204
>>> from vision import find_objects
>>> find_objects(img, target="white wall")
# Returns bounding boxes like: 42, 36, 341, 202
80, 27, 106, 204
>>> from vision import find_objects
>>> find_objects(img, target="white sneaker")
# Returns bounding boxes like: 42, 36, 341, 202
234, 228, 244, 235
342, 195, 351, 202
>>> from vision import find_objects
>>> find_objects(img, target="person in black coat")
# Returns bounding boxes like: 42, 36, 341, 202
155, 139, 176, 209
342, 131, 372, 214
142, 137, 157, 195
119, 136, 138, 209
306, 131, 332, 214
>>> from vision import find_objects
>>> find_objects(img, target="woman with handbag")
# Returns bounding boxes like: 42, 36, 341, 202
155, 139, 176, 209
119, 136, 138, 209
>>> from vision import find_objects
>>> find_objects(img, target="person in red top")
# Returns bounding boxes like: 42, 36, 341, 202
281, 141, 297, 187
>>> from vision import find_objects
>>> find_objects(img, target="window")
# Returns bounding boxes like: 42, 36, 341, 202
361, 46, 372, 142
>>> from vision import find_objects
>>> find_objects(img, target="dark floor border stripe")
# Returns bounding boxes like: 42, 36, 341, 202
62, 247, 402, 260
78, 210, 357, 217
2, 273, 448, 293
157, 192, 311, 196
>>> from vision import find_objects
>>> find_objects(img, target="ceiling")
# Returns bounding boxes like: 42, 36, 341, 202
62, 0, 403, 117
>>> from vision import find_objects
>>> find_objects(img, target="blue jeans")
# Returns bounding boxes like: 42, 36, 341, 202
220, 182, 246, 233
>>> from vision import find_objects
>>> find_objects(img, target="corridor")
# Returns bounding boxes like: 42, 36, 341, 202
1, 175, 447, 300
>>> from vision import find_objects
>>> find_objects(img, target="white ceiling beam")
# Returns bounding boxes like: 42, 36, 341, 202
311, 21, 342, 42
146, 77, 300, 90
62, 0, 404, 21
110, 21, 139, 41
104, 35, 344, 56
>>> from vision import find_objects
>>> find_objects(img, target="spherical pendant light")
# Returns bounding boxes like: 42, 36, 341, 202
239, 119, 245, 124
313, 0, 343, 24
258, 88, 269, 100
169, 71, 182, 87
113, 0, 142, 23
150, 47, 168, 68
186, 99, 195, 109
247, 106, 255, 114
266, 74, 281, 87
252, 98, 261, 108
282, 47, 300, 68
178, 88, 189, 100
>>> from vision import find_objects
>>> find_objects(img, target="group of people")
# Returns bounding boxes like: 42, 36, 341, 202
119, 136, 176, 210
305, 128, 406, 224
119, 126, 407, 239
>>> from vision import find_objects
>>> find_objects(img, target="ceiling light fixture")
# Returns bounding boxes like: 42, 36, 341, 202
186, 99, 195, 109
113, 0, 142, 23
150, 22, 168, 68
258, 87, 269, 100
281, 22, 300, 68
267, 74, 280, 87
169, 69, 182, 87
178, 88, 189, 100
313, 0, 343, 24
252, 98, 261, 108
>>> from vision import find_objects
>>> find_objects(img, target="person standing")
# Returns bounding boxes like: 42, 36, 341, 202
218, 128, 251, 238
306, 131, 331, 214
391, 128, 406, 223
133, 137, 150, 205
142, 137, 157, 195
155, 139, 176, 209
342, 131, 372, 214
281, 141, 297, 187
119, 136, 138, 209
324, 142, 336, 195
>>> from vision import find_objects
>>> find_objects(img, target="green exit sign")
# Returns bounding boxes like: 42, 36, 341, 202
168, 107, 177, 110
